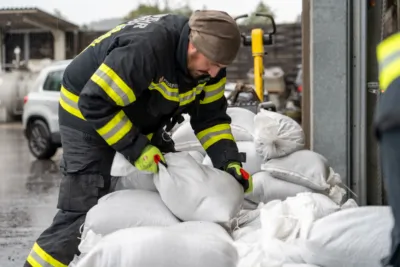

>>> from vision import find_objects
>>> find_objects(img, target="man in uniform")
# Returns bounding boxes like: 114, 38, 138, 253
25, 10, 253, 267
375, 32, 400, 267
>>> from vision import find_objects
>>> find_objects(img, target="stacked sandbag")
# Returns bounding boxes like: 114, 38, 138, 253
261, 149, 346, 204
203, 141, 264, 175
110, 152, 156, 191
245, 171, 314, 205
154, 152, 244, 222
304, 206, 393, 267
78, 190, 180, 254
75, 222, 238, 267
110, 151, 205, 191
172, 107, 256, 154
233, 193, 359, 267
253, 109, 305, 160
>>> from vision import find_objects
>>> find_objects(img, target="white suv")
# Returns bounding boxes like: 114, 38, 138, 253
22, 60, 71, 159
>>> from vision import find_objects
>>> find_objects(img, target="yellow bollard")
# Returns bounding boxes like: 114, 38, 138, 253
251, 28, 265, 101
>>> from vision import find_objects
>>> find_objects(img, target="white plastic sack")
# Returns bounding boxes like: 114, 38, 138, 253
79, 190, 179, 253
226, 107, 256, 141
154, 152, 244, 222
234, 192, 340, 267
110, 152, 156, 191
245, 171, 314, 204
304, 206, 393, 267
234, 194, 360, 267
231, 207, 262, 241
261, 150, 346, 204
172, 107, 256, 153
260, 193, 341, 242
203, 141, 263, 175
75, 222, 238, 267
187, 150, 205, 163
254, 109, 304, 160
172, 121, 206, 154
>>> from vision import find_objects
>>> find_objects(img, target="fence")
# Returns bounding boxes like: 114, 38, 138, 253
227, 23, 302, 82
78, 22, 302, 83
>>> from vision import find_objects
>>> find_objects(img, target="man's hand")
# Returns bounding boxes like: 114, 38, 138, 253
134, 145, 166, 173
225, 162, 253, 193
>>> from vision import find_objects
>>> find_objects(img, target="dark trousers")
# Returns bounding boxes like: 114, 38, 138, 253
380, 128, 400, 267
25, 125, 116, 266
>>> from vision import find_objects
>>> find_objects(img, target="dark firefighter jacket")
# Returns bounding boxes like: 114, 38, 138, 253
59, 14, 243, 169
375, 32, 400, 138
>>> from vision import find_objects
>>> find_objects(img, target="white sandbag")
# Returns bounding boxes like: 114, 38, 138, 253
203, 141, 263, 175
154, 152, 244, 222
110, 152, 156, 191
254, 109, 305, 160
226, 107, 256, 141
79, 190, 179, 253
187, 150, 205, 163
260, 193, 341, 242
305, 206, 393, 267
245, 171, 314, 204
231, 207, 262, 241
172, 108, 256, 153
261, 150, 346, 204
283, 265, 321, 267
172, 121, 207, 154
75, 222, 238, 267
110, 152, 136, 177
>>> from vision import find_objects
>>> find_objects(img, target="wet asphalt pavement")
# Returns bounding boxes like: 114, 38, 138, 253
0, 123, 62, 267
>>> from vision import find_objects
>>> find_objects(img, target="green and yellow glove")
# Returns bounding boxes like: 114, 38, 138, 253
134, 145, 166, 173
225, 162, 253, 193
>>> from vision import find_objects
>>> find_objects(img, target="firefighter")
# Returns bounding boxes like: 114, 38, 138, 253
375, 32, 400, 267
25, 10, 253, 267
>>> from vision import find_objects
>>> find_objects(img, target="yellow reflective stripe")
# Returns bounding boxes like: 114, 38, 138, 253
149, 82, 179, 101
97, 110, 132, 146
98, 64, 136, 103
379, 58, 400, 92
91, 73, 125, 105
27, 255, 41, 267
59, 86, 85, 120
377, 33, 400, 62
91, 63, 135, 106
179, 89, 196, 106
200, 77, 226, 104
377, 33, 400, 92
196, 123, 235, 150
179, 84, 206, 106
30, 243, 67, 267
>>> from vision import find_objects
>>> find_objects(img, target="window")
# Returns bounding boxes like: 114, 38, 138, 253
43, 70, 64, 92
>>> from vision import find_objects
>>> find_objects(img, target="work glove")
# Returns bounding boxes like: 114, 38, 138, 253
134, 145, 166, 174
225, 162, 253, 193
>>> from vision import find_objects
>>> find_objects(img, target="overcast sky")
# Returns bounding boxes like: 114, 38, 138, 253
0, 0, 302, 25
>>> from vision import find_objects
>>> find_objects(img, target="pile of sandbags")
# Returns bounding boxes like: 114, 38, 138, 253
72, 107, 390, 267
73, 151, 244, 267
233, 198, 392, 267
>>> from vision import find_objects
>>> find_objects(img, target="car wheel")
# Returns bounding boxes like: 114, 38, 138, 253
27, 119, 58, 159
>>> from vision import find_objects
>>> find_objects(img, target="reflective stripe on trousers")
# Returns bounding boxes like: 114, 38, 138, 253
27, 243, 67, 267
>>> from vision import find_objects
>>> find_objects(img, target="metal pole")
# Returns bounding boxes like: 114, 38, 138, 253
351, 0, 368, 205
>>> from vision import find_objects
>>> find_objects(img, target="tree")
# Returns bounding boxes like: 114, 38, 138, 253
124, 1, 193, 20
53, 9, 67, 20
240, 0, 275, 25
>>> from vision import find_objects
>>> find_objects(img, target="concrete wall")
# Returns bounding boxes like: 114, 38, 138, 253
309, 0, 351, 187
